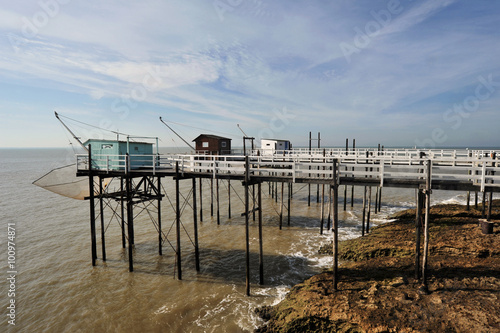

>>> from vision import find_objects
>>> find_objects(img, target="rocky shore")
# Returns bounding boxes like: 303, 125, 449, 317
255, 201, 500, 332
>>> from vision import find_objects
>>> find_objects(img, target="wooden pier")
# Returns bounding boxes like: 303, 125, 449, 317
76, 147, 500, 294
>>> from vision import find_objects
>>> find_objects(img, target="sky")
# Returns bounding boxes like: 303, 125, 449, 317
0, 0, 499, 149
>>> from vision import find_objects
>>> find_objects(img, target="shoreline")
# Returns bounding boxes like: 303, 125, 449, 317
255, 201, 500, 332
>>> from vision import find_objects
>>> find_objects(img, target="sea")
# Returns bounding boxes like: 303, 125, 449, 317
1, 147, 497, 332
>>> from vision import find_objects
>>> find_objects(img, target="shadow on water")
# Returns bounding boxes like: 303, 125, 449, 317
96, 245, 316, 287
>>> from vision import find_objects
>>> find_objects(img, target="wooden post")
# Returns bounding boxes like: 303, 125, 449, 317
228, 179, 231, 219
244, 156, 251, 296
210, 178, 214, 217
366, 186, 372, 234
98, 177, 106, 261
320, 183, 325, 234
351, 139, 355, 208
362, 186, 367, 236
126, 175, 134, 272
378, 187, 382, 212
421, 160, 432, 291
120, 177, 126, 248
216, 178, 220, 225
192, 177, 200, 272
279, 182, 284, 230
374, 187, 379, 214
287, 182, 291, 226
199, 178, 203, 222
158, 176, 162, 256
258, 182, 264, 285
88, 145, 97, 266
332, 159, 339, 291
175, 162, 182, 280
415, 189, 423, 279
253, 184, 256, 221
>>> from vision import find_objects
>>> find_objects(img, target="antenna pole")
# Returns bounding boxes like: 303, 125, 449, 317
159, 117, 195, 150
54, 111, 88, 152
237, 124, 249, 137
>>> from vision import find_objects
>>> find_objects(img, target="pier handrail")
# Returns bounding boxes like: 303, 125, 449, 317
76, 148, 500, 191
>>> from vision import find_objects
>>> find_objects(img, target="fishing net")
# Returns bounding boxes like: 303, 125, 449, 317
33, 164, 89, 200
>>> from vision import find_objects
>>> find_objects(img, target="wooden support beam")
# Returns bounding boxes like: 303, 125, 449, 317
362, 186, 367, 236
158, 176, 162, 256
120, 177, 126, 249
279, 182, 284, 230
126, 176, 134, 272
244, 156, 251, 296
228, 179, 231, 219
88, 161, 97, 266
332, 159, 339, 291
320, 183, 325, 234
175, 162, 182, 280
421, 161, 432, 292
287, 182, 291, 226
216, 178, 220, 225
192, 177, 200, 272
415, 189, 423, 279
199, 178, 203, 222
366, 186, 372, 234
258, 182, 264, 285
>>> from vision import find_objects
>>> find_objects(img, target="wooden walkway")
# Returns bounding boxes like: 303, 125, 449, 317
77, 148, 500, 192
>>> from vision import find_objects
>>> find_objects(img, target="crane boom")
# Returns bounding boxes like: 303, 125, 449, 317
54, 111, 89, 152
159, 117, 196, 150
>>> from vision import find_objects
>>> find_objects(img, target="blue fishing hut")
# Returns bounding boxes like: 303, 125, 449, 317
83, 138, 156, 170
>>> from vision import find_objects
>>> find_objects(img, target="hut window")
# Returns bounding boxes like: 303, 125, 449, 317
102, 144, 113, 149
221, 142, 226, 148
202, 142, 209, 148
134, 146, 139, 151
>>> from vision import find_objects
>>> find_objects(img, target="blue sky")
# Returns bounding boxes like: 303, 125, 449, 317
1, 0, 499, 148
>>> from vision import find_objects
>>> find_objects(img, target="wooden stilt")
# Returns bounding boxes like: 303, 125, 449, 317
98, 177, 106, 261
228, 179, 231, 219
362, 186, 367, 236
192, 177, 200, 272
320, 183, 325, 234
258, 182, 264, 285
120, 177, 126, 249
421, 161, 432, 291
415, 189, 423, 279
327, 185, 332, 231
199, 178, 203, 222
244, 157, 251, 296
88, 147, 97, 266
332, 159, 339, 291
343, 185, 347, 211
210, 178, 214, 217
126, 175, 134, 272
158, 177, 162, 256
366, 186, 372, 234
279, 182, 284, 230
475, 191, 478, 209
287, 182, 291, 226
175, 162, 182, 280
482, 191, 486, 219
253, 184, 256, 221
378, 187, 382, 212
374, 187, 379, 214
216, 178, 220, 225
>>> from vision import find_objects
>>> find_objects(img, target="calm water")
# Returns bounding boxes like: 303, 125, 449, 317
0, 148, 491, 332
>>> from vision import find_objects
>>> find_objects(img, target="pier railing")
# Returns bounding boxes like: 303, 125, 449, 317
76, 149, 500, 191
